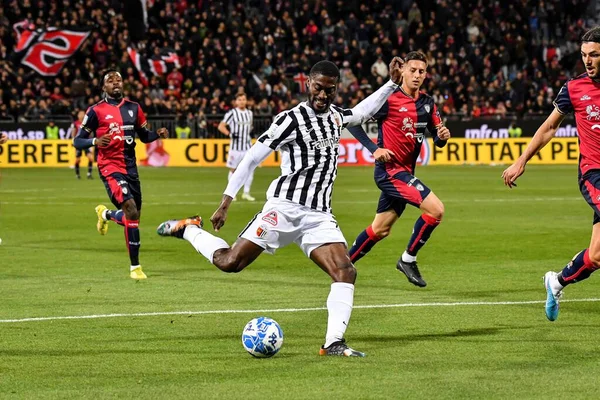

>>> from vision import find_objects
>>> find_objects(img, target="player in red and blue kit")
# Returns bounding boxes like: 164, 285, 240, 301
348, 51, 451, 287
74, 70, 169, 279
503, 27, 600, 321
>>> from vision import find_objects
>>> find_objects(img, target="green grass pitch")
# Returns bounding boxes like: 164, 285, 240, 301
1, 165, 600, 399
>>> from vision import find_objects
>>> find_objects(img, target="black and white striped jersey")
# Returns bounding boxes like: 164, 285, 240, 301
222, 108, 253, 151
257, 101, 365, 213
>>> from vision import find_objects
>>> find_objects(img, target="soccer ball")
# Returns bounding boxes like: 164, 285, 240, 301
242, 317, 284, 358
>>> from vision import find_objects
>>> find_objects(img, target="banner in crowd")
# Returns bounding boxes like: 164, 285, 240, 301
0, 138, 581, 168
127, 46, 180, 87
12, 20, 91, 76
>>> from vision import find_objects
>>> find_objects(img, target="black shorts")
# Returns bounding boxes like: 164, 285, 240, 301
580, 170, 600, 225
75, 148, 93, 158
374, 169, 431, 216
101, 172, 142, 210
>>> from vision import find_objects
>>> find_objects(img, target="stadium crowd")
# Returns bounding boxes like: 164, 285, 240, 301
0, 0, 594, 125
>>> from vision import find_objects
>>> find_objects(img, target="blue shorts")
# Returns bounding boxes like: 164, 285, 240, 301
580, 170, 600, 225
374, 170, 431, 215
101, 172, 142, 210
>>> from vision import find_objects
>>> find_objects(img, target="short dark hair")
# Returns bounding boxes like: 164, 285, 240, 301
235, 92, 247, 99
581, 26, 600, 43
101, 69, 121, 85
405, 51, 428, 65
309, 60, 340, 80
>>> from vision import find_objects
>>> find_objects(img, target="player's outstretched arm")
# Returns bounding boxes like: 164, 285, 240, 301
210, 142, 273, 231
502, 108, 566, 188
347, 125, 394, 162
344, 57, 404, 127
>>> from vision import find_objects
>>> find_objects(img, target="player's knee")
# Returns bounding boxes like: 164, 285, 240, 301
587, 250, 600, 268
123, 203, 140, 220
372, 224, 392, 239
330, 262, 356, 283
427, 202, 444, 221
218, 252, 246, 273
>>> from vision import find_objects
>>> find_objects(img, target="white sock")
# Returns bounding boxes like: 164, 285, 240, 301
550, 272, 564, 294
402, 251, 416, 263
324, 282, 354, 348
183, 225, 229, 263
130, 264, 140, 271
102, 209, 109, 221
228, 170, 233, 181
244, 170, 254, 194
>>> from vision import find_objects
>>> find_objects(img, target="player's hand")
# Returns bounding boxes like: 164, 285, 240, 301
437, 125, 451, 140
501, 161, 525, 189
373, 148, 395, 162
210, 206, 228, 232
0, 132, 7, 144
97, 135, 111, 147
389, 57, 404, 85
157, 127, 169, 139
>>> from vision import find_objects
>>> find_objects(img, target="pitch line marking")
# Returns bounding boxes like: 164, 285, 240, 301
1, 298, 599, 324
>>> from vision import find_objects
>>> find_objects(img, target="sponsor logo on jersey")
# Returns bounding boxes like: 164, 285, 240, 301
581, 95, 591, 101
105, 114, 113, 120
398, 107, 408, 112
256, 225, 268, 238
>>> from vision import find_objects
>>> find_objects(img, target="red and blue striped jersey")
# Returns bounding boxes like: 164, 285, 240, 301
375, 89, 443, 175
554, 73, 600, 177
80, 98, 147, 177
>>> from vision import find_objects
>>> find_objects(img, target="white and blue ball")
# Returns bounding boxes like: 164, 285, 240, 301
242, 317, 284, 358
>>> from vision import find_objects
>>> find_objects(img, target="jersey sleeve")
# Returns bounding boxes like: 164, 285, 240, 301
222, 110, 233, 124
553, 82, 574, 115
80, 107, 99, 135
257, 111, 298, 150
136, 104, 148, 128
373, 101, 389, 121
427, 103, 443, 134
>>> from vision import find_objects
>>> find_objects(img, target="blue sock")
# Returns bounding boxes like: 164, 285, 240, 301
349, 226, 381, 263
406, 214, 440, 256
559, 249, 597, 285
124, 219, 140, 266
107, 210, 124, 226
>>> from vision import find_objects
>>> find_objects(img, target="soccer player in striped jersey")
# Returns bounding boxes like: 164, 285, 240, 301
74, 70, 169, 280
218, 93, 255, 201
347, 51, 451, 288
503, 26, 600, 322
157, 58, 404, 357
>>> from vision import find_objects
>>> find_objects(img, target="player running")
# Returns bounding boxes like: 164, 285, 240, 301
156, 58, 404, 357
74, 70, 169, 280
218, 93, 256, 201
503, 26, 600, 321
347, 51, 451, 288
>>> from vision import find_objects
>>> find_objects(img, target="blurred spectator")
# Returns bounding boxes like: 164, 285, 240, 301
0, 0, 593, 125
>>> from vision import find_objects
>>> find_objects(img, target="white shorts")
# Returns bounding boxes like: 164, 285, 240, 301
226, 150, 248, 169
239, 198, 347, 257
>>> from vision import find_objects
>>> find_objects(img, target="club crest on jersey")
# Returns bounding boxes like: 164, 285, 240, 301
585, 105, 600, 121
401, 117, 414, 132
262, 211, 278, 226
256, 224, 268, 238
424, 105, 430, 113
128, 110, 134, 117
109, 122, 122, 140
